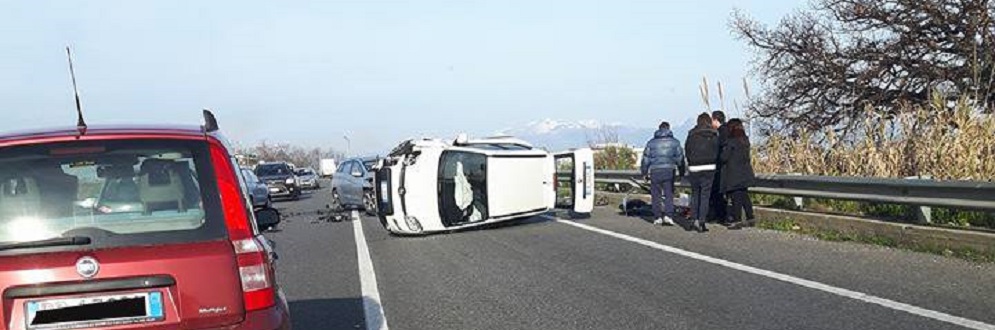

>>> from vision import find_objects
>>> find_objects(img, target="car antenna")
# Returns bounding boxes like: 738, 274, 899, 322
66, 46, 87, 137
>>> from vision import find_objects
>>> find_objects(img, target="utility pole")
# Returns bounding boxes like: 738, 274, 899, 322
343, 135, 351, 157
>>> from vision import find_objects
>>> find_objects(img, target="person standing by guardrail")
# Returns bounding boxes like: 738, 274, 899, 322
710, 110, 731, 225
685, 113, 720, 233
720, 119, 757, 229
640, 121, 686, 227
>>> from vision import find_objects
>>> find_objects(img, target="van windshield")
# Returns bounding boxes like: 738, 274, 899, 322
0, 139, 225, 248
437, 151, 488, 226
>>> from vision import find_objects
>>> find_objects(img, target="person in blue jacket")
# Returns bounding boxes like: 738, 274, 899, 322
640, 121, 686, 226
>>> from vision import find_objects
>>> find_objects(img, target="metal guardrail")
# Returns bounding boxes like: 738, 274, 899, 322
588, 170, 995, 212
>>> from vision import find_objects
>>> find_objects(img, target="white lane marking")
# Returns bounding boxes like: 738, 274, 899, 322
353, 211, 390, 330
550, 217, 995, 330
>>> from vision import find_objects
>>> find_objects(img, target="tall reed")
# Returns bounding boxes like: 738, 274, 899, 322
754, 100, 995, 181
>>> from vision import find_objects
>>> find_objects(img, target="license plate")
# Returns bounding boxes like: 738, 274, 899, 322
380, 182, 389, 203
269, 188, 280, 192
26, 292, 164, 329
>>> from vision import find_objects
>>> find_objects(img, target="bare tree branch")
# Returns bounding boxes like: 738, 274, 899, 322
731, 0, 995, 131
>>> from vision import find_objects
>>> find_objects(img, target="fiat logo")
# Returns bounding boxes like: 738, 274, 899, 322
75, 256, 99, 279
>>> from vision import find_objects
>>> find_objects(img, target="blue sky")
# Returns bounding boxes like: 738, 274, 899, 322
0, 0, 798, 154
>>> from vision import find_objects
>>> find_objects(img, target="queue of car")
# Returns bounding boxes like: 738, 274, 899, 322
0, 108, 593, 330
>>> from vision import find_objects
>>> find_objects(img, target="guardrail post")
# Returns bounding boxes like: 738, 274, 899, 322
906, 176, 933, 224
788, 173, 804, 209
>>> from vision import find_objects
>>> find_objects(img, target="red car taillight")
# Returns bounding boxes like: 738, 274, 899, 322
233, 238, 276, 311
210, 142, 276, 311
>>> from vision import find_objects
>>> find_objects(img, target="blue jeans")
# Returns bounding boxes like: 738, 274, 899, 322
650, 168, 675, 219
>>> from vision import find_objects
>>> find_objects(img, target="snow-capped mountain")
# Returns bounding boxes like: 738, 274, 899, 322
494, 118, 695, 151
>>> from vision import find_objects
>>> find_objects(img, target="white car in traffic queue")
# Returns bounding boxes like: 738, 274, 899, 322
372, 135, 594, 235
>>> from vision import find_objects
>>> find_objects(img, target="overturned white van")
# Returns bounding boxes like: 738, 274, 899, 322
373, 135, 594, 235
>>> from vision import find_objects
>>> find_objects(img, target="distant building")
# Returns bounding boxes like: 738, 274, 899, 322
235, 154, 259, 167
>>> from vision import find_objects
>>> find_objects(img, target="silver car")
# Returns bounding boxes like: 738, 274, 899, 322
295, 167, 320, 190
241, 168, 272, 208
330, 157, 377, 215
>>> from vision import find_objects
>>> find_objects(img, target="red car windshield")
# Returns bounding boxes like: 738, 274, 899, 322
0, 139, 227, 250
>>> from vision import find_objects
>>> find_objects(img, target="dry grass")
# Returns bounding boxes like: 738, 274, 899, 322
751, 99, 995, 228
754, 99, 995, 181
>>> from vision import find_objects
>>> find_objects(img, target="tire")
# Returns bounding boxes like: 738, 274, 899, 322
363, 190, 377, 216
331, 190, 345, 212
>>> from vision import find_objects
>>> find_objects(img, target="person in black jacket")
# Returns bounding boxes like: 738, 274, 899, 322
720, 119, 756, 229
709, 110, 730, 224
684, 113, 719, 233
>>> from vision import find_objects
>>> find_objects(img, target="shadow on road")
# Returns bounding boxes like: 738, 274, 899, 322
289, 297, 371, 330
469, 215, 555, 233
274, 194, 313, 203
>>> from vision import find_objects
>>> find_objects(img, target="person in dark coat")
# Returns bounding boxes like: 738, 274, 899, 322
684, 113, 720, 233
640, 121, 685, 226
709, 110, 730, 224
719, 119, 756, 229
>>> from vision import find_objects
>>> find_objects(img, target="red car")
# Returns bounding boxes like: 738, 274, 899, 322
0, 111, 289, 330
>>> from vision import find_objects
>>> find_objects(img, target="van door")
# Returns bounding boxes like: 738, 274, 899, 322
553, 148, 595, 215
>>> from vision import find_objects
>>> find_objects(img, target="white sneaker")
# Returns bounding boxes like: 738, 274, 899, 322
663, 216, 677, 226
653, 219, 664, 225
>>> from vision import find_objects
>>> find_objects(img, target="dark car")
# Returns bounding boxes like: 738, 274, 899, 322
0, 112, 289, 330
254, 162, 300, 200
242, 168, 272, 209
330, 157, 378, 215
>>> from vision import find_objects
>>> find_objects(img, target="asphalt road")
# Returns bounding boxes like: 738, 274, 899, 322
267, 183, 995, 330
